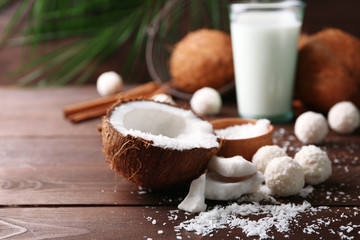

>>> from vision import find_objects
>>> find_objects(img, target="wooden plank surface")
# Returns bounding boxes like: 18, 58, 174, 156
0, 206, 359, 240
1, 86, 360, 239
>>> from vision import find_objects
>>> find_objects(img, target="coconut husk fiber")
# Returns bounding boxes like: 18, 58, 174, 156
170, 28, 234, 93
295, 28, 360, 113
101, 100, 220, 189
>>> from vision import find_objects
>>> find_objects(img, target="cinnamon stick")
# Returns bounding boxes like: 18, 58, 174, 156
66, 102, 114, 122
63, 94, 117, 117
63, 82, 168, 123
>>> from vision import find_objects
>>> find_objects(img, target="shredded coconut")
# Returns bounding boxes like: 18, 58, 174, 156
175, 201, 312, 239
237, 184, 280, 204
214, 119, 270, 139
299, 185, 314, 198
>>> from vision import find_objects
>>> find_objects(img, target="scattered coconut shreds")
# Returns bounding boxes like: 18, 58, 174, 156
299, 185, 314, 198
237, 184, 279, 204
175, 201, 313, 239
144, 205, 360, 239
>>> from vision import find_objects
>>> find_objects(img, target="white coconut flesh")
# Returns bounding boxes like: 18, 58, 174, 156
109, 101, 219, 150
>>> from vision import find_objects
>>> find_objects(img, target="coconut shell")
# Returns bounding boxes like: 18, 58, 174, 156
101, 100, 220, 189
295, 28, 360, 113
169, 28, 234, 93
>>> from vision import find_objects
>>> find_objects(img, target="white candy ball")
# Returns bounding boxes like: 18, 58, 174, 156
252, 145, 288, 173
294, 145, 332, 185
328, 101, 360, 134
151, 94, 176, 105
96, 71, 123, 96
264, 156, 304, 196
190, 87, 222, 116
294, 111, 328, 144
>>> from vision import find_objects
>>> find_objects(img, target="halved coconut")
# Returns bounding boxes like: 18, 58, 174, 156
102, 99, 220, 189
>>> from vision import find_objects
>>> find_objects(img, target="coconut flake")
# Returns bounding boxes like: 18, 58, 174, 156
207, 155, 257, 178
299, 185, 314, 198
110, 101, 219, 150
214, 119, 270, 139
175, 201, 312, 239
205, 172, 264, 200
178, 174, 207, 213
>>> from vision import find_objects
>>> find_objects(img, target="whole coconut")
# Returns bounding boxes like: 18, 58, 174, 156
170, 29, 234, 93
295, 28, 360, 113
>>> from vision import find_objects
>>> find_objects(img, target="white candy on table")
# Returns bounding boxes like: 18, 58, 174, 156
96, 71, 123, 97
294, 145, 332, 185
252, 145, 288, 173
294, 111, 328, 144
264, 156, 304, 197
328, 101, 360, 134
151, 93, 175, 105
190, 87, 222, 116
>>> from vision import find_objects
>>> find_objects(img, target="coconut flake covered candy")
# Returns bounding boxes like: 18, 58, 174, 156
328, 101, 360, 134
96, 71, 123, 96
295, 111, 328, 144
190, 87, 222, 116
102, 100, 219, 189
151, 93, 176, 105
264, 156, 304, 197
294, 145, 332, 185
252, 145, 288, 173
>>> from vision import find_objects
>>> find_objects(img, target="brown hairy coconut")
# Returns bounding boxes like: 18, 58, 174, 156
295, 28, 360, 113
169, 28, 234, 93
101, 99, 220, 189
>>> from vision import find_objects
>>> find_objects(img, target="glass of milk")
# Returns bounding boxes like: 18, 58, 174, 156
229, 1, 305, 122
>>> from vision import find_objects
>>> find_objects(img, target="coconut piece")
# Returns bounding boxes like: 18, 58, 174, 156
96, 71, 123, 96
207, 155, 257, 178
102, 99, 220, 189
190, 87, 222, 116
204, 172, 264, 201
264, 156, 304, 197
252, 145, 288, 173
295, 28, 360, 112
178, 173, 207, 213
328, 101, 360, 134
207, 172, 256, 183
294, 145, 332, 185
170, 29, 234, 93
294, 111, 328, 144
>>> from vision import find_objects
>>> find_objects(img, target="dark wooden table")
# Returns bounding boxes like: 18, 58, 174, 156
1, 86, 359, 239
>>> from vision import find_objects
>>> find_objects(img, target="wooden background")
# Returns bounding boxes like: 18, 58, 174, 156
0, 86, 359, 239
0, 0, 359, 85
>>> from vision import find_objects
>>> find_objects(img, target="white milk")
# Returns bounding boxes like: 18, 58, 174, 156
230, 10, 301, 121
